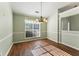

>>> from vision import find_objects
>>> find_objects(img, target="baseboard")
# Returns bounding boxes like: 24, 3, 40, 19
5, 43, 13, 56
61, 42, 79, 51
13, 40, 34, 44
47, 37, 57, 43
47, 37, 79, 51
13, 37, 47, 44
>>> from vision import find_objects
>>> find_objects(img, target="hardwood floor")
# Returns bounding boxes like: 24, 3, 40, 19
8, 39, 79, 56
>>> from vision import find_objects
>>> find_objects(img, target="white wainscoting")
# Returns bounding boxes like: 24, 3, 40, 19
13, 31, 47, 44
47, 32, 58, 43
0, 33, 13, 56
61, 31, 79, 50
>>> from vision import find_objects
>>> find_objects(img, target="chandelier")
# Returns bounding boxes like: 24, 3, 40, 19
36, 2, 47, 23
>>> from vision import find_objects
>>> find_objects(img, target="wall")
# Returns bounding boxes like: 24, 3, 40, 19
62, 31, 79, 50
0, 3, 13, 56
13, 13, 47, 43
47, 3, 79, 50
13, 13, 25, 42
60, 6, 79, 50
40, 22, 47, 38
61, 14, 79, 49
47, 10, 58, 42
47, 2, 71, 43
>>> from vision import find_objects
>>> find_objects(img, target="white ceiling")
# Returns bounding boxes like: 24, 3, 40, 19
10, 2, 72, 18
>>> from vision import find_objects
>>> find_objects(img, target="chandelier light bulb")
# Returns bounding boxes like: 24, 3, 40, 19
36, 19, 39, 22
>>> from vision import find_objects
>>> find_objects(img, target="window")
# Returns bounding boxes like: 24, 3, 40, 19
25, 20, 40, 38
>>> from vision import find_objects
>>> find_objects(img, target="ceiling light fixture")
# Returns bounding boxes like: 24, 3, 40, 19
35, 2, 47, 23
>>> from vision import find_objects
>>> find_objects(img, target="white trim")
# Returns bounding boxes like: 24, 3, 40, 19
47, 37, 57, 43
13, 37, 47, 44
62, 31, 79, 36
62, 42, 79, 51
13, 40, 36, 44
13, 32, 24, 34
62, 30, 79, 33
25, 37, 47, 39
13, 31, 47, 34
59, 6, 79, 18
5, 43, 13, 56
0, 33, 12, 42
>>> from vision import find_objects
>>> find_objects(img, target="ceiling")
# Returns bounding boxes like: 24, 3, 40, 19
10, 2, 72, 18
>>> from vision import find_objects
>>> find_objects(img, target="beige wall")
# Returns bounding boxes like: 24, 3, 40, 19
40, 22, 47, 37
47, 10, 58, 42
0, 3, 13, 56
